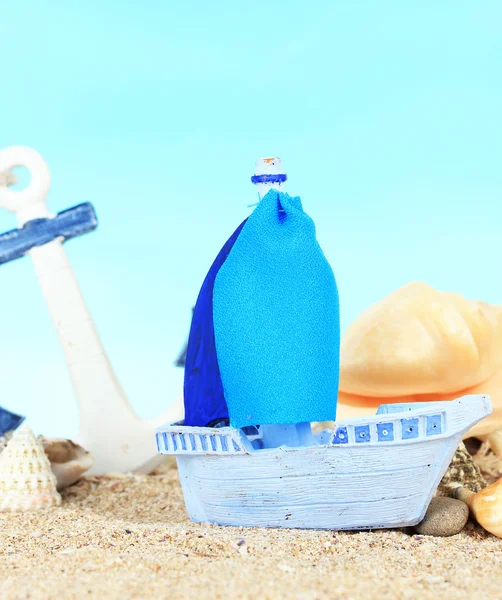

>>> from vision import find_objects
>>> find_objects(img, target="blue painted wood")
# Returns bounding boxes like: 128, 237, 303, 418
354, 424, 371, 443
259, 423, 314, 449
426, 414, 442, 435
401, 418, 419, 439
332, 426, 348, 444
377, 422, 394, 441
0, 405, 25, 436
156, 394, 492, 530
0, 202, 98, 266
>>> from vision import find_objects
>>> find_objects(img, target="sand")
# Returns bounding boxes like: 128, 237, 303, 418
1, 458, 501, 600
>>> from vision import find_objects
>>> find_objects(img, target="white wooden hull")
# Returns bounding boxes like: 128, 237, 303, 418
156, 395, 492, 530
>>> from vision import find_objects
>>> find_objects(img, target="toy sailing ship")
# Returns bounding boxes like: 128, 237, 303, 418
156, 157, 491, 530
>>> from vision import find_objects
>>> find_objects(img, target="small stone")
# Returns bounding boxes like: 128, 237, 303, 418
414, 497, 469, 537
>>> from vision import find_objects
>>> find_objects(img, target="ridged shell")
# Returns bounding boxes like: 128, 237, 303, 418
437, 442, 487, 496
0, 423, 61, 512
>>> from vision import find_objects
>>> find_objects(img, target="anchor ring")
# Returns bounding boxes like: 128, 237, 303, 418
0, 146, 52, 224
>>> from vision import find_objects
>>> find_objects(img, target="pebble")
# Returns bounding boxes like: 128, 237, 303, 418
413, 497, 469, 537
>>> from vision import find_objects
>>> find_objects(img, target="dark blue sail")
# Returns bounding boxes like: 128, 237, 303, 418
183, 220, 248, 427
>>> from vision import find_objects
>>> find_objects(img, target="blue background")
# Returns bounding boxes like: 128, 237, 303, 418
1, 1, 501, 437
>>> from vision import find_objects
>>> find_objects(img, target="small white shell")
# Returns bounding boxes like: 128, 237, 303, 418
39, 437, 94, 490
0, 423, 61, 512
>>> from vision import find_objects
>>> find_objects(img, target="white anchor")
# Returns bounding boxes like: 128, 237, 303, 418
0, 146, 184, 474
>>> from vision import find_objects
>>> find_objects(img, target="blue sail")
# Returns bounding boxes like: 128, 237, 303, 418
183, 220, 248, 427
213, 190, 340, 429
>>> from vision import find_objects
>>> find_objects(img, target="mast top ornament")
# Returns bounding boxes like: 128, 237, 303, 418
251, 157, 287, 200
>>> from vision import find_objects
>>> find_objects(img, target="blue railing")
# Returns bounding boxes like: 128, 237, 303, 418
156, 427, 248, 455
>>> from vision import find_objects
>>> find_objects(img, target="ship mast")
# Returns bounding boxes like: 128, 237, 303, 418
0, 146, 183, 474
251, 158, 314, 448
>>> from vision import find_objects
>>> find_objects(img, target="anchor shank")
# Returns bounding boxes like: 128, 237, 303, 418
27, 238, 183, 473
28, 240, 138, 429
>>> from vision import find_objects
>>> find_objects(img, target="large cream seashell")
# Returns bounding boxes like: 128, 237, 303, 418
39, 437, 93, 490
336, 283, 502, 447
340, 282, 502, 398
453, 478, 502, 538
0, 424, 61, 512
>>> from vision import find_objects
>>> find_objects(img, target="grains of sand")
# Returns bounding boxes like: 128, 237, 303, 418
1, 458, 502, 600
